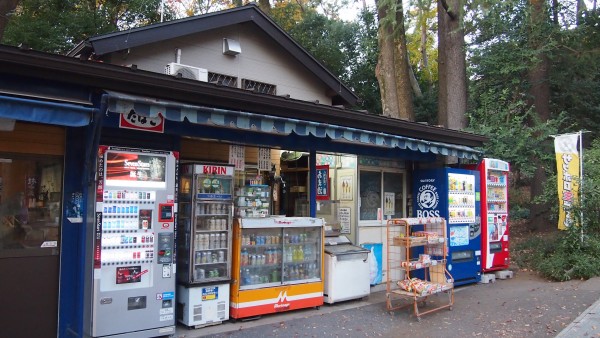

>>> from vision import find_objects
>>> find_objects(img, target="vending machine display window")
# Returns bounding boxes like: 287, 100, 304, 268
104, 150, 167, 189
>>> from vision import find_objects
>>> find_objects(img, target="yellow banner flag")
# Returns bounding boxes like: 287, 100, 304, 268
554, 133, 580, 230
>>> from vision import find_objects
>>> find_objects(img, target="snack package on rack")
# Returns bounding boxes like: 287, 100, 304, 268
413, 231, 442, 244
418, 254, 431, 264
397, 277, 444, 296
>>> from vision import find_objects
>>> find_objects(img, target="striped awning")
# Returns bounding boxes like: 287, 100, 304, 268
106, 91, 482, 160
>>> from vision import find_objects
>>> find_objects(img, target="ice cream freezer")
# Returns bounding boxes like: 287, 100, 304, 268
323, 236, 370, 304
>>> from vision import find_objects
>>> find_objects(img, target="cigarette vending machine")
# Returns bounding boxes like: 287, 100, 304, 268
176, 164, 234, 328
477, 158, 510, 272
413, 168, 482, 286
84, 146, 178, 338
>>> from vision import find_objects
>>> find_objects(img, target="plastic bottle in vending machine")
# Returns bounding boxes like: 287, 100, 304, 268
241, 248, 248, 266
220, 233, 227, 248
209, 234, 216, 249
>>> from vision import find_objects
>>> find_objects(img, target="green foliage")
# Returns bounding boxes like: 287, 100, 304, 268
271, 5, 381, 113
406, 0, 438, 86
515, 139, 600, 281
516, 225, 600, 282
466, 0, 600, 229
2, 0, 175, 53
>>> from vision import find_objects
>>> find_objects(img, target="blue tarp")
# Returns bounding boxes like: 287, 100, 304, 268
0, 94, 94, 127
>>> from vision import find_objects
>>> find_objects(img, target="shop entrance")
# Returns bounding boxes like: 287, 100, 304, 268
0, 153, 63, 337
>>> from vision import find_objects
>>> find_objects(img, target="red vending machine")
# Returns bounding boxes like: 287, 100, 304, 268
477, 158, 510, 272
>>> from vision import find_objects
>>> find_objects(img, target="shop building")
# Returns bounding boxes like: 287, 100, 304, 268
0, 4, 485, 337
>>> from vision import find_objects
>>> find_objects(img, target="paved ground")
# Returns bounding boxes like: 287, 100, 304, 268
174, 270, 600, 338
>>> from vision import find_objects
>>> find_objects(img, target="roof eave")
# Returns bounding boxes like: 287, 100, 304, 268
0, 45, 488, 147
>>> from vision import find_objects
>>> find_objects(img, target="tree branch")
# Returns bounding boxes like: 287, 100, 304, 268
439, 0, 458, 20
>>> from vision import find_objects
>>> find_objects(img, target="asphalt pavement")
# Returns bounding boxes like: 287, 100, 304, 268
174, 270, 600, 338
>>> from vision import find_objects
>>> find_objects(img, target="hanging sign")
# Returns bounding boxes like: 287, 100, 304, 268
119, 111, 164, 133
339, 207, 351, 234
229, 145, 245, 171
554, 133, 580, 230
316, 165, 329, 200
258, 148, 271, 171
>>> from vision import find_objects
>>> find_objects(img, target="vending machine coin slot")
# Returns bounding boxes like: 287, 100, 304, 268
157, 233, 174, 264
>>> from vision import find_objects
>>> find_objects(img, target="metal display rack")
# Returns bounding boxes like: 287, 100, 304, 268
386, 217, 454, 320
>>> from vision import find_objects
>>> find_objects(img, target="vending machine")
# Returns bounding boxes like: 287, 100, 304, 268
413, 168, 482, 286
476, 158, 510, 272
176, 164, 234, 328
84, 146, 178, 338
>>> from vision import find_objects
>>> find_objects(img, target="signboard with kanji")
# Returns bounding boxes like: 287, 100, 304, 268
316, 165, 329, 200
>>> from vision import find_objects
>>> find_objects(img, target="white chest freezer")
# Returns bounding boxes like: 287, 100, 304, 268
323, 236, 370, 304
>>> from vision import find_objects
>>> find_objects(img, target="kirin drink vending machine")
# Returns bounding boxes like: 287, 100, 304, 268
477, 158, 510, 272
413, 168, 482, 286
84, 146, 178, 338
176, 164, 234, 328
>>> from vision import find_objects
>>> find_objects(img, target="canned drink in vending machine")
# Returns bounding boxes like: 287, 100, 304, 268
195, 268, 205, 280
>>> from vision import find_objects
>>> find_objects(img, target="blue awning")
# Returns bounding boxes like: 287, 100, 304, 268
106, 91, 482, 160
0, 94, 94, 127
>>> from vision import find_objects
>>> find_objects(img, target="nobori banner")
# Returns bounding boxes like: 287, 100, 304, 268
554, 133, 580, 230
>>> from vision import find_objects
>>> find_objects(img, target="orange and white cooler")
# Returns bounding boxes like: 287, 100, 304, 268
230, 217, 324, 319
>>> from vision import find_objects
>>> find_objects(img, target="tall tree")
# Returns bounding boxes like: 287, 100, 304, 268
437, 0, 467, 132
2, 0, 173, 53
526, 0, 553, 230
0, 0, 20, 41
375, 0, 415, 120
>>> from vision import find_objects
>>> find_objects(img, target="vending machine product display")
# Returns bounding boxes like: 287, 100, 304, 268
476, 158, 510, 272
176, 164, 234, 328
234, 184, 271, 218
413, 168, 482, 286
230, 217, 324, 319
84, 146, 178, 338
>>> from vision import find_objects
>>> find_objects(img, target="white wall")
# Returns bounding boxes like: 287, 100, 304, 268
108, 23, 332, 105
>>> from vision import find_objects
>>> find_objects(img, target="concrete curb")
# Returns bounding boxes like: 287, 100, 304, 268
555, 296, 600, 337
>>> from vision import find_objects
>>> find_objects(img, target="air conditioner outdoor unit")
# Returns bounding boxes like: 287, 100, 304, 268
165, 62, 208, 82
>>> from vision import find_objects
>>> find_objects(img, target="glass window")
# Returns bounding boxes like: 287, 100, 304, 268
0, 155, 62, 254
384, 172, 404, 218
359, 171, 381, 220
359, 170, 406, 222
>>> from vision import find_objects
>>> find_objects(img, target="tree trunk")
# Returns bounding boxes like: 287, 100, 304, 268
393, 2, 415, 120
527, 0, 552, 230
376, 0, 400, 118
0, 0, 20, 41
408, 59, 423, 98
437, 0, 448, 127
438, 0, 467, 132
420, 4, 431, 83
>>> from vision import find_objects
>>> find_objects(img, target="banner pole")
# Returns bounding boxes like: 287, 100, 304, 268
579, 130, 584, 243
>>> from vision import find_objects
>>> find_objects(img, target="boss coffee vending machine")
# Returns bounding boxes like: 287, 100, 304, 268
84, 146, 178, 338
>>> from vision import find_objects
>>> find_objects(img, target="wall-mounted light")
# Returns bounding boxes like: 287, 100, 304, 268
223, 38, 241, 56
